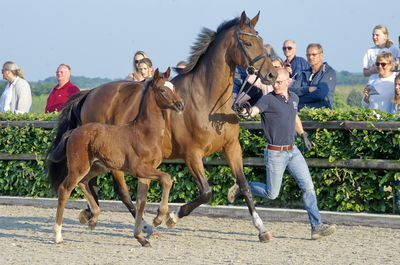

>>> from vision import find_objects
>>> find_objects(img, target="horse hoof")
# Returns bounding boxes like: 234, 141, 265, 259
142, 241, 152, 247
88, 221, 97, 231
259, 231, 273, 243
165, 212, 178, 228
153, 217, 162, 227
78, 210, 90, 225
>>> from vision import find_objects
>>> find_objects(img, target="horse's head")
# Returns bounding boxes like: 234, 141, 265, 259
234, 11, 277, 85
151, 68, 184, 112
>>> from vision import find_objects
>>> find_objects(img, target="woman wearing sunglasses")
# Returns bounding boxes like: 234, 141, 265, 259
362, 25, 400, 77
362, 52, 396, 112
126, 50, 150, 81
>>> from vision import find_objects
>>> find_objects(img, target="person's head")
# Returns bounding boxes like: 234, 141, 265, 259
56, 64, 71, 84
264, 44, 278, 59
375, 52, 394, 77
175, 61, 187, 69
271, 57, 284, 69
306, 43, 324, 68
372, 25, 393, 48
272, 68, 290, 94
133, 50, 149, 72
394, 73, 400, 99
2, 61, 24, 82
137, 58, 153, 79
282, 40, 297, 59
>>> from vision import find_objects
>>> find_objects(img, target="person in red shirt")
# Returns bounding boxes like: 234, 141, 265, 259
45, 64, 80, 113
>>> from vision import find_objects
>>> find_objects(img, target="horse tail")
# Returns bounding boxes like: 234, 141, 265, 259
47, 91, 90, 193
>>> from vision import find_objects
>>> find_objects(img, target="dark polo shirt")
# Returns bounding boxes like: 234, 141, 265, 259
254, 91, 299, 146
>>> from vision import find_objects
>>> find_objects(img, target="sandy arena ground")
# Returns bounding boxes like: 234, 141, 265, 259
0, 205, 399, 265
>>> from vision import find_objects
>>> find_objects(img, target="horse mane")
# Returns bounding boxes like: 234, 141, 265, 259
133, 81, 150, 122
181, 17, 240, 74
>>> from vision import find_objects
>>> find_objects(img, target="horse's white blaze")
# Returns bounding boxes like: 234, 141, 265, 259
251, 212, 266, 234
163, 81, 174, 91
54, 223, 63, 243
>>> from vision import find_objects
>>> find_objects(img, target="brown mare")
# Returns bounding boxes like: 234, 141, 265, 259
50, 68, 184, 246
48, 11, 277, 242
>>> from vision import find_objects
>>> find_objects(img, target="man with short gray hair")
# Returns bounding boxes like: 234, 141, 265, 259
282, 40, 309, 79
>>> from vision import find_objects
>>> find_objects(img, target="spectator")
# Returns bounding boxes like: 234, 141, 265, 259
127, 50, 149, 81
361, 52, 396, 113
363, 25, 400, 77
137, 58, 154, 81
392, 73, 400, 113
45, 64, 80, 113
289, 43, 336, 109
282, 40, 310, 79
228, 68, 336, 240
0, 61, 32, 113
172, 60, 187, 76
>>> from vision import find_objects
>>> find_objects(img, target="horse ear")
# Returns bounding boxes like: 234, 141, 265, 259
239, 11, 247, 27
250, 11, 260, 27
165, 67, 171, 79
153, 68, 160, 80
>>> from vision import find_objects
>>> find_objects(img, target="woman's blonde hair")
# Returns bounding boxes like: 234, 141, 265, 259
373, 25, 394, 48
132, 50, 149, 72
376, 52, 395, 71
2, 61, 24, 78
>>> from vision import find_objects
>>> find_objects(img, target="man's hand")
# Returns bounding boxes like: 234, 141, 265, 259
232, 102, 252, 120
301, 132, 312, 153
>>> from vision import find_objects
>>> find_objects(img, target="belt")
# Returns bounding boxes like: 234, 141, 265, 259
266, 144, 294, 151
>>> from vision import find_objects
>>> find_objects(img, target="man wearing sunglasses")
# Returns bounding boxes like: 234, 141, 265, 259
282, 40, 309, 79
289, 43, 336, 110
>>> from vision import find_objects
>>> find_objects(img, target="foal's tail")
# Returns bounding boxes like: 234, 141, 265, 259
47, 91, 90, 193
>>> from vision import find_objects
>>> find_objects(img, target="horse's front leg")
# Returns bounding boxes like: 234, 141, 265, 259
223, 140, 273, 242
150, 170, 173, 227
133, 178, 151, 247
166, 151, 211, 228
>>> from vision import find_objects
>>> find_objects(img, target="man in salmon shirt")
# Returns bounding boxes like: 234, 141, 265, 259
45, 64, 80, 112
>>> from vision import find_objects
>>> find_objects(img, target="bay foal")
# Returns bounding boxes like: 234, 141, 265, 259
53, 68, 184, 246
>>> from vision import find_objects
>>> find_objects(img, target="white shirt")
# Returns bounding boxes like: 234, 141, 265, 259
0, 77, 18, 112
363, 45, 400, 70
361, 72, 396, 113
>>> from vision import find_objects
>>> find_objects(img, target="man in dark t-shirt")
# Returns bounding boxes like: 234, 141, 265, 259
229, 68, 336, 240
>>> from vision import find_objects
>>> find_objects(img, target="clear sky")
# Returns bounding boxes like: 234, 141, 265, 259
1, 0, 399, 81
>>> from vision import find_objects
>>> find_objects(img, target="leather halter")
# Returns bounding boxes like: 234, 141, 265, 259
235, 24, 268, 76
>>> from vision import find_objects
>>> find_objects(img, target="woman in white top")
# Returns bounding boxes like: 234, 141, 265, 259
361, 52, 396, 113
0, 61, 32, 113
392, 73, 400, 114
363, 25, 400, 77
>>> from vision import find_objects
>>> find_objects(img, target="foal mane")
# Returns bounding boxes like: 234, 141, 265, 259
133, 81, 151, 122
181, 17, 240, 74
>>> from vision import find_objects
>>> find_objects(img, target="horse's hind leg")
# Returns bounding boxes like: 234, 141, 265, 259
133, 179, 151, 247
223, 140, 272, 242
54, 175, 83, 243
79, 179, 101, 231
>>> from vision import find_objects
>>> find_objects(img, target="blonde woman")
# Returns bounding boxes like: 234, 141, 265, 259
137, 58, 154, 81
363, 25, 400, 77
127, 50, 149, 81
0, 61, 32, 113
361, 52, 396, 113
392, 73, 400, 113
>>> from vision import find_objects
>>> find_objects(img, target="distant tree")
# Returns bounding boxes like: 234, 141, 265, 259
336, 71, 368, 85
346, 89, 363, 107
42, 75, 114, 90
31, 81, 55, 96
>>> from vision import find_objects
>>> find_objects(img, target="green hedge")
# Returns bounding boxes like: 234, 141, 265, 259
0, 108, 399, 214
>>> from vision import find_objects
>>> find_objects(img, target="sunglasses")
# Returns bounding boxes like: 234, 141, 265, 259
135, 59, 143, 64
375, 62, 389, 67
282, 46, 293, 50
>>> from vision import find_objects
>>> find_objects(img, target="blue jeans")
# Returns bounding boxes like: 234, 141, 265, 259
249, 146, 322, 227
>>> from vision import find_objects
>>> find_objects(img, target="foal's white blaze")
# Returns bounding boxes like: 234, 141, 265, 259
163, 81, 174, 91
54, 223, 63, 243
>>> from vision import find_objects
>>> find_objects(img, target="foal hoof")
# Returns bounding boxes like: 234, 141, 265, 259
153, 217, 163, 227
78, 210, 90, 225
88, 220, 98, 231
259, 231, 273, 243
165, 212, 178, 228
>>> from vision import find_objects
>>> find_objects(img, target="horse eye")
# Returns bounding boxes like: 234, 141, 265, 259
244, 41, 252, 47
159, 88, 166, 93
